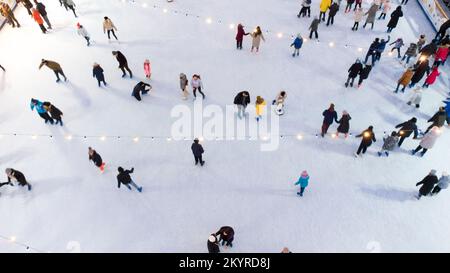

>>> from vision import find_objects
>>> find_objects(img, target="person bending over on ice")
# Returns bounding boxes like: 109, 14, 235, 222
416, 170, 438, 200
295, 170, 310, 197
5, 168, 32, 191
132, 81, 152, 101
39, 59, 67, 82
43, 101, 63, 126
215, 226, 235, 247
432, 172, 449, 196
117, 167, 142, 192
112, 51, 132, 78
30, 98, 54, 124
378, 131, 398, 157
191, 138, 205, 166
88, 147, 105, 172
354, 126, 376, 157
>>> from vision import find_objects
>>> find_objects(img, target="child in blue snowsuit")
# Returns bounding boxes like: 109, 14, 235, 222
295, 170, 310, 196
30, 98, 54, 124
290, 34, 303, 57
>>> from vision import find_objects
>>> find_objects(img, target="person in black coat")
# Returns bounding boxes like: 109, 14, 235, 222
33, 0, 51, 29
416, 170, 438, 199
424, 107, 447, 134
364, 38, 379, 64
132, 81, 152, 101
337, 110, 351, 137
93, 63, 107, 87
88, 147, 105, 172
326, 2, 339, 26
355, 126, 376, 157
5, 168, 32, 191
435, 19, 450, 41
357, 64, 372, 87
345, 59, 363, 87
215, 226, 235, 247
321, 103, 339, 137
207, 235, 220, 253
43, 102, 63, 126
386, 6, 403, 33
191, 139, 205, 166
0, 64, 4, 72
112, 51, 132, 78
234, 91, 251, 119
117, 167, 142, 192
419, 41, 438, 59
409, 59, 430, 88
395, 117, 418, 147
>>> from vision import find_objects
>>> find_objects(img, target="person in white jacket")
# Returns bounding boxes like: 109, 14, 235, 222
352, 8, 364, 31
412, 126, 442, 156
407, 86, 422, 108
378, 0, 391, 20
76, 23, 90, 46
191, 74, 205, 99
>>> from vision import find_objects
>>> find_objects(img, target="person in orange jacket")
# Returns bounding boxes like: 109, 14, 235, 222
32, 8, 46, 33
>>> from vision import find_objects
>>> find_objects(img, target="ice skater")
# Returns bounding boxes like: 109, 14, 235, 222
191, 138, 205, 166
117, 167, 142, 192
39, 59, 67, 82
416, 170, 438, 200
215, 226, 235, 247
294, 170, 310, 197
354, 126, 376, 157
112, 51, 132, 78
5, 168, 32, 191
30, 98, 54, 124
88, 147, 106, 172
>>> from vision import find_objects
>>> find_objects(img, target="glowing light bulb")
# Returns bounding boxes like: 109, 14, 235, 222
329, 42, 334, 47
10, 236, 16, 243
66, 135, 73, 140
297, 134, 303, 140
31, 135, 37, 140
205, 18, 212, 24
277, 32, 283, 38
358, 47, 363, 52
163, 8, 168, 13
167, 137, 172, 141
229, 23, 235, 29
198, 136, 204, 142
100, 136, 106, 141
133, 137, 139, 142
142, 3, 147, 8
331, 133, 337, 138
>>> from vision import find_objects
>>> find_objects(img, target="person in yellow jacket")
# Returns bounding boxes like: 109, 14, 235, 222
255, 96, 267, 122
319, 0, 332, 21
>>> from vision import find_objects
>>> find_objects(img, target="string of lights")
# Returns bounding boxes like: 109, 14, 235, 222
0, 234, 46, 253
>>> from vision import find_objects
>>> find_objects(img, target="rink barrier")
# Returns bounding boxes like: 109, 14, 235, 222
417, 0, 450, 31
0, 0, 18, 30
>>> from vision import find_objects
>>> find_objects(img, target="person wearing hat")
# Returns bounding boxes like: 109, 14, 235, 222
30, 98, 54, 124
416, 170, 438, 199
215, 226, 235, 247
395, 118, 418, 147
235, 24, 249, 50
355, 126, 376, 157
5, 168, 32, 191
290, 33, 303, 57
116, 167, 142, 192
432, 172, 449, 195
39, 59, 67, 82
92, 63, 107, 87
207, 234, 220, 253
76, 23, 90, 46
191, 139, 205, 166
336, 110, 351, 138
294, 170, 310, 197
144, 59, 151, 79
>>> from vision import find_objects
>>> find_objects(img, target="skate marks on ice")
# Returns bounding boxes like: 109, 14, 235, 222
62, 82, 92, 107
359, 185, 417, 202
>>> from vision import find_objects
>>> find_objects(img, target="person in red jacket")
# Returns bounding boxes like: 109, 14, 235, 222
423, 66, 440, 88
32, 8, 46, 33
433, 44, 449, 66
235, 24, 249, 50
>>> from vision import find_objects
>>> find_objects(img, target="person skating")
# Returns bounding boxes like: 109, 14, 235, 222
207, 235, 220, 253
298, 0, 312, 18
0, 2, 20, 28
424, 107, 447, 134
255, 96, 266, 122
389, 38, 404, 58
290, 33, 303, 57
112, 51, 132, 78
406, 86, 423, 108
132, 81, 152, 101
32, 8, 46, 34
353, 0, 362, 11
39, 59, 67, 82
294, 170, 310, 196
435, 19, 450, 41
394, 66, 414, 92
30, 98, 54, 124
179, 73, 189, 100
345, 59, 363, 87
402, 43, 418, 64
309, 16, 320, 39
235, 24, 249, 50
191, 74, 205, 99
345, 0, 355, 13
43, 101, 63, 126
374, 36, 390, 63
273, 91, 287, 115
215, 226, 235, 247
321, 103, 338, 137
400, 0, 408, 4
363, 2, 379, 30
103, 16, 118, 41
416, 170, 438, 199
34, 0, 51, 29
354, 126, 376, 157
144, 59, 151, 79
417, 34, 426, 52
62, 0, 77, 18
358, 61, 373, 88
444, 100, 450, 125
364, 38, 380, 64
377, 131, 399, 157
433, 44, 449, 67
92, 63, 107, 87
191, 138, 205, 166
395, 117, 418, 147
352, 7, 364, 31
17, 0, 33, 16
431, 172, 449, 195
250, 26, 265, 52
412, 126, 441, 157
76, 23, 90, 46
5, 168, 32, 191
419, 40, 438, 60
378, 0, 391, 19
409, 59, 430, 88
117, 167, 142, 192
422, 66, 440, 88
386, 6, 403, 33
319, 0, 332, 22
234, 91, 251, 119
336, 110, 351, 138
0, 64, 4, 72
326, 2, 339, 26
88, 147, 105, 172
